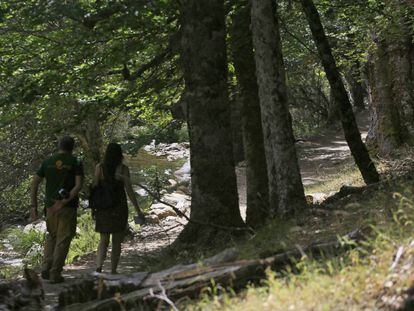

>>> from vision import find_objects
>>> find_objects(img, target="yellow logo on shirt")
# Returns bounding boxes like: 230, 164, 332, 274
56, 160, 63, 170
54, 160, 72, 171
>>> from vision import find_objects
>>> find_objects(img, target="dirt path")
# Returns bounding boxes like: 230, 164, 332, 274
42, 222, 183, 308
297, 115, 369, 188
42, 113, 370, 309
237, 112, 369, 217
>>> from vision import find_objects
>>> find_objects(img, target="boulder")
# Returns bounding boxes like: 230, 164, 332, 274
307, 192, 328, 204
152, 207, 177, 220
150, 203, 169, 210
164, 216, 178, 223
174, 160, 191, 183
135, 188, 148, 197
23, 221, 47, 234
142, 142, 190, 161
168, 179, 178, 188
144, 214, 160, 225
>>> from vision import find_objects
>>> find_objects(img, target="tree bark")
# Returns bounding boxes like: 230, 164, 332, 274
366, 8, 414, 155
77, 115, 103, 170
300, 0, 380, 184
347, 63, 366, 111
178, 0, 245, 243
251, 0, 306, 216
230, 2, 269, 228
327, 87, 341, 125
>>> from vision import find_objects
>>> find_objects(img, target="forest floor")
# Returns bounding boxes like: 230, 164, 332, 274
33, 113, 376, 309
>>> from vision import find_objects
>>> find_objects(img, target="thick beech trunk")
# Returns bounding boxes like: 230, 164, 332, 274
251, 0, 306, 216
300, 0, 380, 184
178, 0, 245, 243
230, 2, 269, 228
366, 16, 414, 154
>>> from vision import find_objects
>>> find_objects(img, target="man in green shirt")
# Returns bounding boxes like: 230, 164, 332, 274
30, 136, 84, 283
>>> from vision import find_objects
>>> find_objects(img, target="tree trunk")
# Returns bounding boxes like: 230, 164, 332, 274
230, 2, 269, 228
327, 87, 341, 126
178, 0, 245, 243
251, 0, 306, 216
347, 63, 366, 111
76, 111, 104, 172
366, 11, 414, 155
300, 0, 380, 184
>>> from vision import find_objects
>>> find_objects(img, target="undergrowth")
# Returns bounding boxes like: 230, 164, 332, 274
67, 212, 100, 263
1, 210, 101, 273
3, 227, 45, 267
182, 176, 414, 310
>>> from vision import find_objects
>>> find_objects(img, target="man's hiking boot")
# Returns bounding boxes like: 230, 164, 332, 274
96, 267, 102, 273
41, 270, 49, 280
49, 275, 65, 284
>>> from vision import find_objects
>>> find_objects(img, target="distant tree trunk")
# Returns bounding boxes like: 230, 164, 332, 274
251, 0, 306, 216
178, 0, 245, 243
366, 9, 414, 154
75, 106, 104, 172
230, 2, 269, 228
327, 87, 341, 125
347, 63, 366, 111
300, 0, 380, 184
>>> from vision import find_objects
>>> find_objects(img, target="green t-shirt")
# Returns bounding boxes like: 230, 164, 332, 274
36, 153, 84, 208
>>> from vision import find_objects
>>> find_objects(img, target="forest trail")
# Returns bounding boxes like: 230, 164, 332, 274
41, 113, 370, 309
297, 112, 369, 187
237, 111, 369, 215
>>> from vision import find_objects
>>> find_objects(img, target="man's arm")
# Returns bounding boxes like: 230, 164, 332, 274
30, 175, 43, 222
63, 175, 83, 205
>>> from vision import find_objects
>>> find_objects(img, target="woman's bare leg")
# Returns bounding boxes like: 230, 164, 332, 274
111, 231, 124, 274
96, 233, 110, 272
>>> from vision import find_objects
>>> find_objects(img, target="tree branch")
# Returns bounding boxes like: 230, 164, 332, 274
107, 47, 173, 81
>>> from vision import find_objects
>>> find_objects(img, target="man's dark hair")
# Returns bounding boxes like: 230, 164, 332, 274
58, 136, 75, 152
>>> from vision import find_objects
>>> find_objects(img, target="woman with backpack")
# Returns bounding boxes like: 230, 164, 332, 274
92, 143, 144, 274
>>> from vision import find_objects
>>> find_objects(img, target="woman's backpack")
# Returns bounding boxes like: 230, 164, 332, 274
89, 180, 118, 212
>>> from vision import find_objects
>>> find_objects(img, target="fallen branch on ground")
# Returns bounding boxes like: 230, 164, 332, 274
57, 228, 366, 310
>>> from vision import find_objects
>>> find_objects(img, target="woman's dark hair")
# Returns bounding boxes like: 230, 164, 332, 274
102, 143, 123, 179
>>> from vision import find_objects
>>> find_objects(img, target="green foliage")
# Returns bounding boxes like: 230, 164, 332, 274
0, 177, 35, 224
67, 211, 100, 263
4, 227, 45, 267
140, 165, 170, 200
0, 0, 184, 228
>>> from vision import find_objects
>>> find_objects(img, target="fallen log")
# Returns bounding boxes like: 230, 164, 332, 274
59, 228, 366, 311
0, 268, 44, 311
